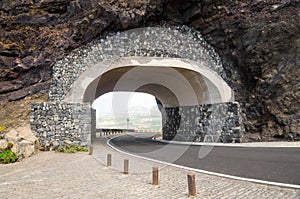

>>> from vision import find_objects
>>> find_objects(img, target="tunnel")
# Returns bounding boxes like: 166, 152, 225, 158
31, 27, 244, 150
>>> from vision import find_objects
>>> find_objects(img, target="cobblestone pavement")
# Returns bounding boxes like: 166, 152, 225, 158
0, 138, 299, 199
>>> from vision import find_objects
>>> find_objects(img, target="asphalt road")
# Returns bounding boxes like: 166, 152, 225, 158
109, 133, 300, 186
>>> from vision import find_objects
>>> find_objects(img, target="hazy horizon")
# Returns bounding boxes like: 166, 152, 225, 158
92, 92, 162, 129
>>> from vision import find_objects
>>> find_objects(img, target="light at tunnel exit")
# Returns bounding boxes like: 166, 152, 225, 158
92, 92, 162, 130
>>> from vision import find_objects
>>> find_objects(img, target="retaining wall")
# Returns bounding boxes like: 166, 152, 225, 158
30, 102, 95, 150
162, 102, 244, 142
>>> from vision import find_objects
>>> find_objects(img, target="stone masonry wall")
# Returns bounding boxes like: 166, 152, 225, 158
163, 102, 244, 143
49, 26, 228, 101
30, 102, 92, 150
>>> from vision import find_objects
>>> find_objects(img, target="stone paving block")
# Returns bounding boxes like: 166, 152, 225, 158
0, 138, 299, 199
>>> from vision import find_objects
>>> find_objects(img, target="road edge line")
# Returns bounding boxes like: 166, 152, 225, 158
152, 136, 300, 148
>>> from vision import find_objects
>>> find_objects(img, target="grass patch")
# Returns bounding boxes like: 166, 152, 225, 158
56, 144, 89, 153
0, 142, 18, 164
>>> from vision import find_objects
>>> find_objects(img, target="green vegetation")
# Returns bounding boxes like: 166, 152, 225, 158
0, 142, 18, 164
56, 144, 89, 153
0, 126, 6, 134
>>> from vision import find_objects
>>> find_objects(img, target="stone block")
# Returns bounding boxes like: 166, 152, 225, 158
0, 139, 8, 150
19, 140, 35, 158
5, 129, 21, 142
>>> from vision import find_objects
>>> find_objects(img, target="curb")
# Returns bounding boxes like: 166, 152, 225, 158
107, 134, 300, 189
153, 136, 300, 148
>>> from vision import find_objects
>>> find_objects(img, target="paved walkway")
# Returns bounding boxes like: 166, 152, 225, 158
0, 138, 299, 199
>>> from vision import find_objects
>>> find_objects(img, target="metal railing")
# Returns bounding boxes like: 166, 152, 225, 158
96, 128, 162, 137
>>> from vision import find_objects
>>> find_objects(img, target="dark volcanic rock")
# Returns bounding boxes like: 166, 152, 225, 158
0, 0, 299, 141
165, 0, 300, 141
0, 0, 164, 100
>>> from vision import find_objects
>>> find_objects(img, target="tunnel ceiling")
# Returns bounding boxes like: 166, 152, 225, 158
63, 57, 233, 107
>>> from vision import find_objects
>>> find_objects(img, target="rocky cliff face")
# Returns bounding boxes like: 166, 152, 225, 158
0, 0, 299, 141
164, 0, 300, 141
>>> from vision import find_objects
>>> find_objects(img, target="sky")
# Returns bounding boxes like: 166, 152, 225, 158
92, 92, 159, 115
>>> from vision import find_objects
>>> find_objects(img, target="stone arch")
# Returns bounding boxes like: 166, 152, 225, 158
63, 57, 232, 107
31, 26, 244, 150
49, 26, 227, 101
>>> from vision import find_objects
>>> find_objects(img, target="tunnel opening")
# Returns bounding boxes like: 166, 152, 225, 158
92, 91, 162, 135
66, 57, 242, 142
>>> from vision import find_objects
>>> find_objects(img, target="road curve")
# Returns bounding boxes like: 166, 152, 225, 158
109, 133, 300, 186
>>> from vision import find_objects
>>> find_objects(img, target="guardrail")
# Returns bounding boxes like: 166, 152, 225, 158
134, 129, 162, 134
96, 129, 162, 137
96, 128, 133, 137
